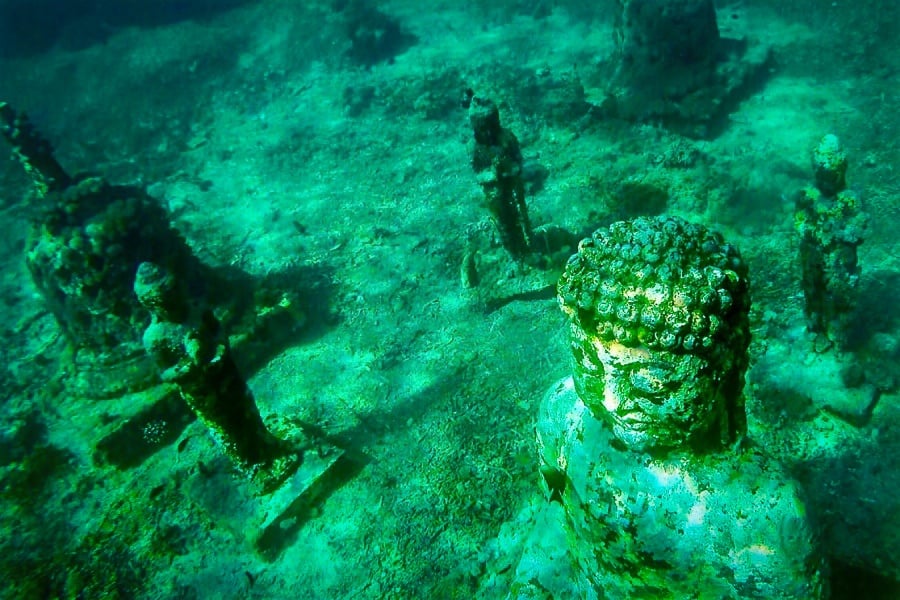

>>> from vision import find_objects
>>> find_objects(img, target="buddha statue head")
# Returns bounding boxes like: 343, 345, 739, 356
557, 216, 751, 452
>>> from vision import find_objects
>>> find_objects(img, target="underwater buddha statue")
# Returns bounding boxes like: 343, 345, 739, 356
482, 216, 827, 599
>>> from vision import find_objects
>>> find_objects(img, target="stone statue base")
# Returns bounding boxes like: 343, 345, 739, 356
254, 443, 347, 560
460, 221, 577, 312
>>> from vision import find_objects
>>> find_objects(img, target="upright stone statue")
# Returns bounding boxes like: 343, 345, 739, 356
795, 134, 867, 351
134, 262, 304, 493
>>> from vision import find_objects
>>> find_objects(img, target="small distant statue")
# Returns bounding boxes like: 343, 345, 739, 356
795, 134, 867, 351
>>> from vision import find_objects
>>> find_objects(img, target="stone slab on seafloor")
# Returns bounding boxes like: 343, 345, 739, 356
254, 445, 346, 559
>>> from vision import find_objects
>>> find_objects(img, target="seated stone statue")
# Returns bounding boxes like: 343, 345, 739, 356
482, 216, 827, 599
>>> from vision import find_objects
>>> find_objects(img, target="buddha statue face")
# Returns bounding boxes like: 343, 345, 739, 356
558, 217, 751, 452
570, 327, 723, 451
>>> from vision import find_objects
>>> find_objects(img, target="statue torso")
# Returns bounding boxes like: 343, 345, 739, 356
537, 377, 826, 599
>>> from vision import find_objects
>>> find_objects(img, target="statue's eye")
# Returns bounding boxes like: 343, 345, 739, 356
628, 365, 678, 398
